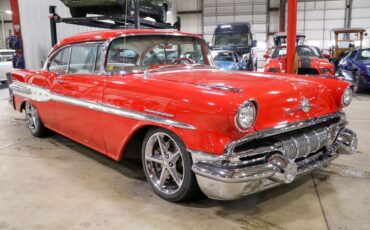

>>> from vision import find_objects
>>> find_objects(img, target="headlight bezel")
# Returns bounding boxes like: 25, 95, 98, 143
341, 86, 353, 107
234, 99, 258, 132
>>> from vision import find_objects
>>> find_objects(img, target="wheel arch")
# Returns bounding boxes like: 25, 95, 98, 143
119, 124, 185, 161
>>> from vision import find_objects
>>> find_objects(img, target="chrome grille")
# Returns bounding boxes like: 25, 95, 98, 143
275, 126, 331, 159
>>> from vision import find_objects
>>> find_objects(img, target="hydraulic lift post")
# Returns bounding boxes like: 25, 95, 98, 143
286, 0, 297, 74
49, 6, 58, 47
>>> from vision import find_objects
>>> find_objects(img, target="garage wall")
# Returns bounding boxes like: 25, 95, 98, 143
18, 0, 100, 69
351, 0, 370, 47
203, 0, 268, 42
296, 0, 346, 49
175, 0, 202, 34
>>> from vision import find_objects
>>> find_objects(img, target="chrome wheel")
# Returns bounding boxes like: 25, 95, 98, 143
144, 132, 184, 195
25, 102, 39, 133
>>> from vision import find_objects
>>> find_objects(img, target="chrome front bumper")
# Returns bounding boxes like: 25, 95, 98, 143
190, 116, 357, 200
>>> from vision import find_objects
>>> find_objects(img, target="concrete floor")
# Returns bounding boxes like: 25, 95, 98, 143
0, 84, 370, 230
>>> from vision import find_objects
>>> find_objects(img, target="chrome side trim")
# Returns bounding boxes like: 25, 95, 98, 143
225, 112, 345, 154
144, 109, 174, 118
11, 81, 196, 130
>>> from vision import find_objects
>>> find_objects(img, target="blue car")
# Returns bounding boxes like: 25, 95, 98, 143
339, 48, 370, 92
211, 50, 248, 71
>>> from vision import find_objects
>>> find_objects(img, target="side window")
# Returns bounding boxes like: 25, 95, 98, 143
107, 48, 139, 72
69, 44, 99, 74
49, 47, 71, 75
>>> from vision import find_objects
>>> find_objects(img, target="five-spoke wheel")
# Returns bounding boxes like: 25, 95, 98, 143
24, 102, 48, 137
142, 128, 199, 201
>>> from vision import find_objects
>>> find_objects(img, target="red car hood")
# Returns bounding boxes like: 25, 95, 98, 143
147, 67, 340, 131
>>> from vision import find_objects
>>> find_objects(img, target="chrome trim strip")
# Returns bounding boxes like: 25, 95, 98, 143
11, 81, 196, 130
144, 109, 174, 118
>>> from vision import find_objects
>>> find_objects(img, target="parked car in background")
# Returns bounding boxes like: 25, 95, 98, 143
60, 0, 171, 23
210, 50, 247, 71
0, 49, 15, 84
338, 48, 370, 92
10, 29, 357, 202
208, 23, 258, 71
264, 45, 334, 77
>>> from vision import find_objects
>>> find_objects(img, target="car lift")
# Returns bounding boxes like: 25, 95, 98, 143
49, 1, 181, 46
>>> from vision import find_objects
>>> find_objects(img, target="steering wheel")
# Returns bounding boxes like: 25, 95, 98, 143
172, 58, 194, 65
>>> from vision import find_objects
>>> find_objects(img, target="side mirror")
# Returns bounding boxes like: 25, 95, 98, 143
252, 40, 257, 48
263, 54, 270, 59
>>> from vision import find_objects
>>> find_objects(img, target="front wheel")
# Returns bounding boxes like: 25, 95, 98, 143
25, 102, 49, 137
141, 128, 199, 202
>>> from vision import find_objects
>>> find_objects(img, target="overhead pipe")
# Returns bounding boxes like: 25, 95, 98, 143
286, 0, 297, 75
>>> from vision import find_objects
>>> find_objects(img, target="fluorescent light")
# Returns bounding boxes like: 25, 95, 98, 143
5, 10, 12, 14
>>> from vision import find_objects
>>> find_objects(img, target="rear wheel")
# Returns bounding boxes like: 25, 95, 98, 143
141, 128, 199, 202
25, 102, 48, 137
69, 8, 86, 18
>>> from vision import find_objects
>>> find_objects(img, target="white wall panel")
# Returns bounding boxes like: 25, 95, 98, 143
18, 0, 103, 69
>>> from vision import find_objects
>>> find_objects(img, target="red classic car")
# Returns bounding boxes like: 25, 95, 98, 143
264, 45, 335, 77
9, 29, 357, 201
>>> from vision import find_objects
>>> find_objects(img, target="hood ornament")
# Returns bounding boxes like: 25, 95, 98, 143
285, 97, 313, 114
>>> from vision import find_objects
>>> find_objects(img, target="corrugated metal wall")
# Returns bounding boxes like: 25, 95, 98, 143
18, 0, 99, 69
351, 0, 370, 47
296, 0, 347, 49
203, 0, 267, 42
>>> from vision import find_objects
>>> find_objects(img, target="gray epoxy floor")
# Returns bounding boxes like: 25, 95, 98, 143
0, 84, 370, 230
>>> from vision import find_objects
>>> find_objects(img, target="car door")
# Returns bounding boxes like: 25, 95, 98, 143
50, 42, 107, 153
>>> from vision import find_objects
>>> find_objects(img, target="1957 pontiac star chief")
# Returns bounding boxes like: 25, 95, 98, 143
10, 29, 358, 202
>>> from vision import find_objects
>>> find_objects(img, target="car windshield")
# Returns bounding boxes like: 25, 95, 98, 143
213, 33, 249, 46
357, 49, 370, 60
272, 46, 321, 58
106, 35, 207, 73
211, 51, 235, 62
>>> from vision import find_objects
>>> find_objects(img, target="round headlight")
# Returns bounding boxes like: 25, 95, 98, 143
235, 101, 257, 131
342, 86, 353, 107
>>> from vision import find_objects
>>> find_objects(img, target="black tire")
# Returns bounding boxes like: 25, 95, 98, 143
141, 127, 200, 202
69, 8, 86, 18
354, 72, 367, 93
156, 5, 167, 23
126, 0, 136, 16
24, 102, 49, 137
